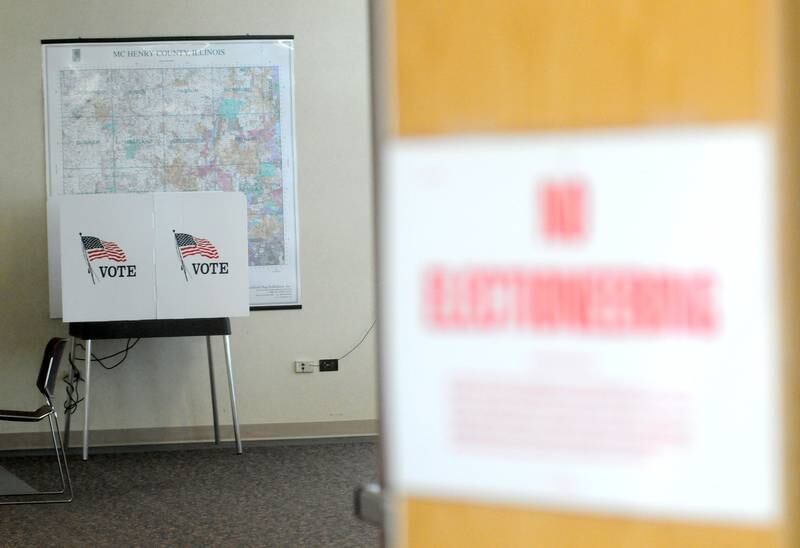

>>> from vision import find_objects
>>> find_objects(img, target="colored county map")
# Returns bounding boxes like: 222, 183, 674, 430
59, 66, 286, 266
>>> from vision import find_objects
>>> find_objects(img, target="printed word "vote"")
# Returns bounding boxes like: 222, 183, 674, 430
99, 265, 137, 278
192, 262, 230, 275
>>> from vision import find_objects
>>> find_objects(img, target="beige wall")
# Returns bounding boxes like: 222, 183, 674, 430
0, 0, 377, 443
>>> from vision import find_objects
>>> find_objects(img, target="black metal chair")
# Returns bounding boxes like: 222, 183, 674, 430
0, 338, 73, 504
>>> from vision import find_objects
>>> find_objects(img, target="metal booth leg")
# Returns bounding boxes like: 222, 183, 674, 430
223, 335, 243, 454
82, 339, 92, 461
206, 336, 221, 444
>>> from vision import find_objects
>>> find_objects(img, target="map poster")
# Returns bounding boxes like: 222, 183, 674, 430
42, 37, 300, 309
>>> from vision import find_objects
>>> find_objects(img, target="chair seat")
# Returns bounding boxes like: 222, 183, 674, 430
0, 405, 53, 423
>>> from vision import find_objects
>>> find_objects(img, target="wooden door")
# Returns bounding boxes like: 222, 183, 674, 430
374, 1, 799, 546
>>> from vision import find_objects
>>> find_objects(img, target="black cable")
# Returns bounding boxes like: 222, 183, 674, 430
62, 338, 141, 415
94, 337, 140, 370
63, 355, 83, 416
72, 338, 141, 370
338, 320, 376, 361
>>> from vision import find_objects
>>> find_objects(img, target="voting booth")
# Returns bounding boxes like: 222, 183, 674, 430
48, 191, 249, 459
52, 192, 249, 321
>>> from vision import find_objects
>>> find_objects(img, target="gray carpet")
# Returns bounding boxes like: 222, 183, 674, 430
0, 440, 381, 547
0, 466, 35, 495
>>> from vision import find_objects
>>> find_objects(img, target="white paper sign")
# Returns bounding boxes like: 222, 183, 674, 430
382, 127, 781, 523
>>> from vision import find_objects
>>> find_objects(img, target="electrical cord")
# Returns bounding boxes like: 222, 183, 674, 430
72, 338, 141, 370
62, 338, 141, 415
338, 320, 376, 361
63, 359, 83, 416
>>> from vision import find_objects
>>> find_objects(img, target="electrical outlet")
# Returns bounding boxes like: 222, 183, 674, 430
294, 360, 316, 373
319, 358, 339, 372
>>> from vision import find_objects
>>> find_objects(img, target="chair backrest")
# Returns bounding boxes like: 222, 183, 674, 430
36, 338, 67, 401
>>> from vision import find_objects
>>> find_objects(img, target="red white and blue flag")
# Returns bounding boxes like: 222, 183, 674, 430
174, 232, 219, 259
81, 235, 127, 262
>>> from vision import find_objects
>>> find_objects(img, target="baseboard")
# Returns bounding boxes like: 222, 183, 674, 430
0, 419, 380, 451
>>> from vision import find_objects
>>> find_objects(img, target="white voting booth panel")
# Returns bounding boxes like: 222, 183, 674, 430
58, 192, 248, 322
155, 192, 249, 319
60, 194, 156, 322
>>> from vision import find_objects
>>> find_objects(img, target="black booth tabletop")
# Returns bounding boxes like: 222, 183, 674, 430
68, 318, 231, 340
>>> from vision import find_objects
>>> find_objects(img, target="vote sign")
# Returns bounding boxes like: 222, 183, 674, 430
59, 192, 248, 321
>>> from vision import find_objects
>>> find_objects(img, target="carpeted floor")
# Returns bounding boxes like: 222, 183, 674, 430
0, 440, 381, 547
0, 466, 35, 495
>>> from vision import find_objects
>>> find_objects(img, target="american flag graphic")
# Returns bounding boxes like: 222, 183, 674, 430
81, 235, 127, 262
175, 233, 219, 259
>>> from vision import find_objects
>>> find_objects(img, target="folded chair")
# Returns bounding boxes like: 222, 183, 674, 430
0, 338, 73, 504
